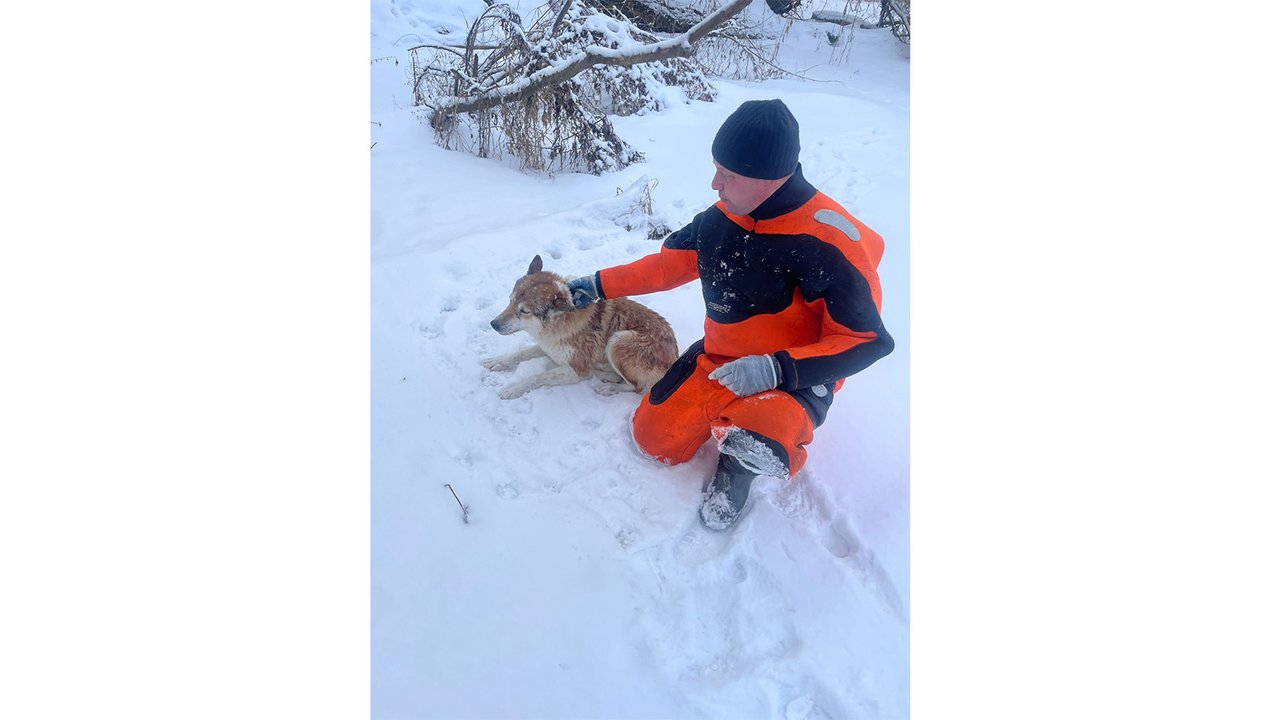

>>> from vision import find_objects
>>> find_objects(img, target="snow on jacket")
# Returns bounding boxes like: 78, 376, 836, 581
593, 165, 894, 391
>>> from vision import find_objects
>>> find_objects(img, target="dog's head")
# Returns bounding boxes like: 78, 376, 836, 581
489, 255, 577, 336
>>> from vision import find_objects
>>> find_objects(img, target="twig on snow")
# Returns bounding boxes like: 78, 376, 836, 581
445, 483, 471, 524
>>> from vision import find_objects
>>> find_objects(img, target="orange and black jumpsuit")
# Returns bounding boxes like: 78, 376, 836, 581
594, 166, 894, 476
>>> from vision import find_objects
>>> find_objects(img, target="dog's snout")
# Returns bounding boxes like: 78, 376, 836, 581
490, 315, 515, 335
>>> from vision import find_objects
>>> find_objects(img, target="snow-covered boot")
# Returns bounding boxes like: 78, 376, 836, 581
699, 428, 791, 531
699, 452, 757, 531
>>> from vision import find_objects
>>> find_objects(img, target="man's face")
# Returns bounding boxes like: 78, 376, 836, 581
711, 161, 789, 216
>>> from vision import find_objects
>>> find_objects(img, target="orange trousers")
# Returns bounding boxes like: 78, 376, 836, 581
632, 352, 817, 477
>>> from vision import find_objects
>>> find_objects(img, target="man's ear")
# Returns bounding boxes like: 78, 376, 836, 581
527, 255, 543, 275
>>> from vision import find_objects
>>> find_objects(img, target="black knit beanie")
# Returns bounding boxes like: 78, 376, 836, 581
711, 99, 801, 180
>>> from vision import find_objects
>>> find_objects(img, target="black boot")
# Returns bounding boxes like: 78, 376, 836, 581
699, 452, 757, 531
698, 428, 791, 531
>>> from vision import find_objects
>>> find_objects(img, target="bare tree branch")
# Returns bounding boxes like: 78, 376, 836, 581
550, 0, 575, 35
429, 0, 751, 118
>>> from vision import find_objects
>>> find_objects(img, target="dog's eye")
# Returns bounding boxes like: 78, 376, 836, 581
517, 307, 531, 316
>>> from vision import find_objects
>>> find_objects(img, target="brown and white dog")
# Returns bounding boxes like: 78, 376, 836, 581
483, 255, 679, 399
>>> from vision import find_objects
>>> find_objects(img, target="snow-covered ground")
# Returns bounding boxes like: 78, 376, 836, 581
372, 1, 910, 717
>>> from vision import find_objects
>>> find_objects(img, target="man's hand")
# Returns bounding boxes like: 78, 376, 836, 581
709, 355, 781, 397
566, 275, 600, 309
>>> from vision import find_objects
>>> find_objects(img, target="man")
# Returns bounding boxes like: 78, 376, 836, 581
568, 99, 894, 530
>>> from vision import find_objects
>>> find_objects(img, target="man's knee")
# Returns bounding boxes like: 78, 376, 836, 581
718, 391, 816, 475
631, 400, 706, 466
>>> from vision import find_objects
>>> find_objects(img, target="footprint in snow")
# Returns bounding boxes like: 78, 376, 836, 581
785, 695, 833, 720
640, 549, 798, 690
446, 441, 488, 469
671, 509, 739, 567
821, 517, 907, 624
444, 259, 473, 280
416, 315, 443, 339
575, 234, 605, 251
759, 474, 907, 624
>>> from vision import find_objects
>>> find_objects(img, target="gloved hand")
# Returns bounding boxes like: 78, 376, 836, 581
566, 274, 600, 309
709, 355, 781, 397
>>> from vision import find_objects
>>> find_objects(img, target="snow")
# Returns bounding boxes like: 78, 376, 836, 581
372, 1, 909, 717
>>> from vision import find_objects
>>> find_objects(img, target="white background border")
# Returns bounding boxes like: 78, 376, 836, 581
3, 1, 1278, 718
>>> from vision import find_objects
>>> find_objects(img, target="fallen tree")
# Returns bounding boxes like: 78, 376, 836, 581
585, 0, 705, 34
426, 0, 750, 118
410, 0, 756, 174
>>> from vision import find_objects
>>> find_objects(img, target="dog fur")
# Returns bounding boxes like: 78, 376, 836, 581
483, 255, 679, 400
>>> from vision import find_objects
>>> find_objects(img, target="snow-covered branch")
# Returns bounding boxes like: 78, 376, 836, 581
428, 0, 752, 118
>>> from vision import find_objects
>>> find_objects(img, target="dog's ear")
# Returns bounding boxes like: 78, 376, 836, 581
551, 294, 575, 313
527, 255, 543, 275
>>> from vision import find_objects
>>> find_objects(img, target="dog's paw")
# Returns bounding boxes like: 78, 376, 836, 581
482, 356, 518, 372
593, 383, 635, 396
497, 383, 529, 400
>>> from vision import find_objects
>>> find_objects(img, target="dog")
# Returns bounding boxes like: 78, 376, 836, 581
483, 255, 679, 400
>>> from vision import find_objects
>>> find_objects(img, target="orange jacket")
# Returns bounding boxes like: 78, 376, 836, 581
595, 166, 893, 391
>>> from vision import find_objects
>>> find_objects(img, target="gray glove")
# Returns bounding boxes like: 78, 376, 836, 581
709, 354, 781, 397
567, 274, 600, 309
